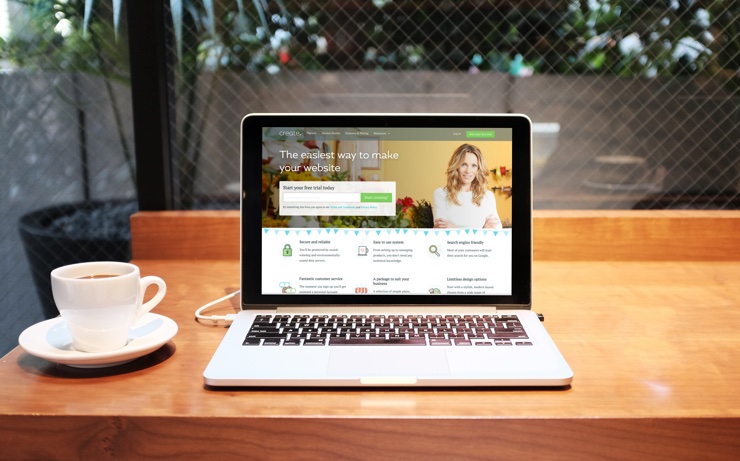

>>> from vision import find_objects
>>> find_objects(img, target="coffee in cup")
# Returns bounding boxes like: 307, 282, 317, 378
51, 261, 167, 353
76, 274, 120, 280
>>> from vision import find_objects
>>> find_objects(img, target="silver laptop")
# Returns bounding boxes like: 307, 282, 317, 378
204, 113, 573, 387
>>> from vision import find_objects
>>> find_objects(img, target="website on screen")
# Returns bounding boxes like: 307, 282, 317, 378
261, 127, 514, 296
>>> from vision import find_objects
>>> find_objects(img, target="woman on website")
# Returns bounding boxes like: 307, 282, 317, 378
433, 143, 502, 229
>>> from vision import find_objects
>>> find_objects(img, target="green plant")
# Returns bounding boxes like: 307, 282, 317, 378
559, 0, 717, 77
512, 1, 730, 79
2, 0, 325, 208
327, 0, 733, 81
322, 196, 414, 229
132, 0, 324, 208
410, 198, 433, 229
2, 0, 134, 194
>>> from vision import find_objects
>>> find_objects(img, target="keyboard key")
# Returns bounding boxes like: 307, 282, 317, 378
489, 333, 528, 340
247, 332, 286, 339
429, 338, 452, 346
304, 338, 326, 346
329, 337, 426, 345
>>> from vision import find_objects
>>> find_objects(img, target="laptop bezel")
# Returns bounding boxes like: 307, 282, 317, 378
241, 113, 532, 309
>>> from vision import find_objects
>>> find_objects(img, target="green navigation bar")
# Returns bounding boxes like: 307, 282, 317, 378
360, 193, 393, 203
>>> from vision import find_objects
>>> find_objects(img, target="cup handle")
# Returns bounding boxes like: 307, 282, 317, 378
138, 276, 167, 317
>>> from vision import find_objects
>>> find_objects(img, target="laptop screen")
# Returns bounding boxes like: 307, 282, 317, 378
243, 114, 532, 308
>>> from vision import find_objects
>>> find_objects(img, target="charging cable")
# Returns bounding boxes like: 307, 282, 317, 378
195, 290, 241, 326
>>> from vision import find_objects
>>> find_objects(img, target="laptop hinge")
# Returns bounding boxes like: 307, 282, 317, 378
271, 305, 502, 313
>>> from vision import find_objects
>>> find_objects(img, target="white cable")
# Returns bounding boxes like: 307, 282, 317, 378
195, 290, 241, 326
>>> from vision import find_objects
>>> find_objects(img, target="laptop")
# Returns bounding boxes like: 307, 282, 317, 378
204, 113, 573, 387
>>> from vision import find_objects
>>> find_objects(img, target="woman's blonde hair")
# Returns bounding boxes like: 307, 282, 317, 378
445, 144, 489, 206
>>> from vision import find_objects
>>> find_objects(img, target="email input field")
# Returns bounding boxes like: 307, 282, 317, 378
279, 181, 396, 217
283, 192, 358, 203
283, 192, 392, 203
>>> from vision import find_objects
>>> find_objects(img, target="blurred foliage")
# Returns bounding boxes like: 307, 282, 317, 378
4, 0, 734, 87
410, 199, 433, 229
308, 0, 735, 80
0, 0, 740, 87
2, 0, 736, 208
1, 0, 134, 186
1, 0, 128, 82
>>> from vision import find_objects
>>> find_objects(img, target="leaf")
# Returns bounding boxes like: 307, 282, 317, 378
82, 0, 140, 42
252, 0, 271, 37
113, 0, 122, 41
170, 0, 183, 64
202, 0, 216, 38
589, 51, 607, 70
83, 0, 94, 37
235, 0, 248, 33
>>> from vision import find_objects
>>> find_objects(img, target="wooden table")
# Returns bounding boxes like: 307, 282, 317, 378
2, 211, 739, 460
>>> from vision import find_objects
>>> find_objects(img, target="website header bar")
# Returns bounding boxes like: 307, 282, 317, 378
264, 127, 513, 142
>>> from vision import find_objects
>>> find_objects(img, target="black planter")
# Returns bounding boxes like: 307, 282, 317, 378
18, 201, 136, 319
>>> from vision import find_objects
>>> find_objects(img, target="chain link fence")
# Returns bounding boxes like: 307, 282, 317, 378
1, 0, 135, 351
168, 0, 738, 210
1, 0, 738, 352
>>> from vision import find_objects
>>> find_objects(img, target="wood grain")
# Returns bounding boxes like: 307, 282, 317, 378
131, 210, 240, 260
4, 212, 740, 459
2, 416, 738, 460
130, 210, 740, 261
2, 259, 740, 459
533, 210, 740, 261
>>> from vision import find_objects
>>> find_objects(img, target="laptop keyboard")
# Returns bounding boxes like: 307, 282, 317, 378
242, 314, 531, 346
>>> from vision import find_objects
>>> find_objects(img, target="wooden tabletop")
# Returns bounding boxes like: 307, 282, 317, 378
2, 211, 739, 460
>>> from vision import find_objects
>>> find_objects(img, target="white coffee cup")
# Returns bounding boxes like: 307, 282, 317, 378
51, 261, 167, 353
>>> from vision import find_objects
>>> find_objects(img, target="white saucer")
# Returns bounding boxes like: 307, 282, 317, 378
18, 313, 178, 368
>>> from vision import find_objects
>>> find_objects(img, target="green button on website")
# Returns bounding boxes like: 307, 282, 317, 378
361, 193, 393, 203
466, 130, 495, 139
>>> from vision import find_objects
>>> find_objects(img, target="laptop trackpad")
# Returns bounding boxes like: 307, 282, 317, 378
327, 348, 450, 377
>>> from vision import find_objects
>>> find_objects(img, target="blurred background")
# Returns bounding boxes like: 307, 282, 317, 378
1, 0, 738, 355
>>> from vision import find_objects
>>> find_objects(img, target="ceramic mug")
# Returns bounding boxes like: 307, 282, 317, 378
51, 261, 167, 353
